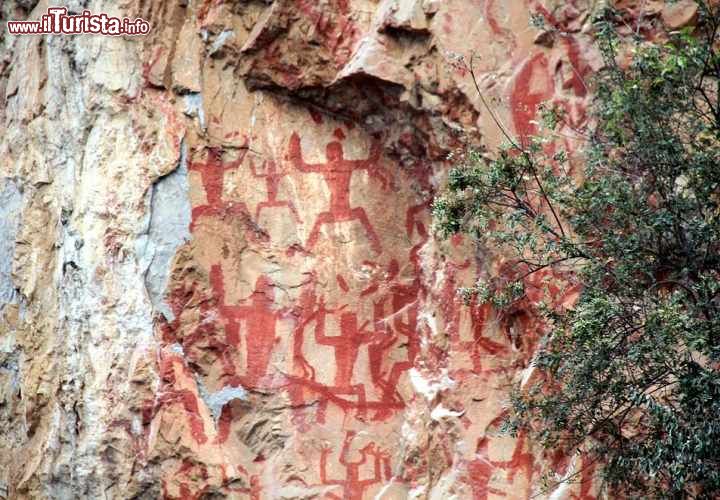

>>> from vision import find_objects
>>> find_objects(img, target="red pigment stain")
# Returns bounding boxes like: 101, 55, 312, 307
510, 52, 552, 141
288, 132, 389, 254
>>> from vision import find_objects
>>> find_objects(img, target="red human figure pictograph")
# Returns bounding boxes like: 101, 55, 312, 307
505, 2, 593, 160
494, 431, 535, 486
163, 462, 262, 500
510, 52, 554, 143
284, 272, 412, 424
405, 201, 430, 241
311, 299, 385, 421
209, 264, 289, 389
465, 437, 508, 500
438, 258, 509, 376
485, 413, 536, 495
467, 301, 510, 376
484, 0, 518, 51
290, 282, 321, 381
189, 147, 251, 231
250, 157, 301, 222
319, 431, 391, 500
571, 454, 598, 500
286, 282, 326, 430
464, 431, 535, 499
288, 132, 388, 254
286, 289, 406, 423
362, 259, 422, 420
404, 196, 432, 271
531, 1, 592, 97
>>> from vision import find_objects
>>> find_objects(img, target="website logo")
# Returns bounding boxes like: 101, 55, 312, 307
7, 7, 151, 36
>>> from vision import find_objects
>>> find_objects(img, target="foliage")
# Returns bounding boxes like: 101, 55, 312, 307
433, 2, 720, 498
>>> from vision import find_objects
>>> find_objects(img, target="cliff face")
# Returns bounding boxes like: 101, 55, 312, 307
0, 0, 691, 498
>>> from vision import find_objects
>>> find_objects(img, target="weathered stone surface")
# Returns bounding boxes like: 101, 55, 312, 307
661, 0, 699, 29
0, 180, 21, 306
139, 142, 193, 320
0, 0, 690, 498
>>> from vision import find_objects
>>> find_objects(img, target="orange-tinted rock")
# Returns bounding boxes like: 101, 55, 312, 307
661, 0, 699, 29
0, 0, 624, 498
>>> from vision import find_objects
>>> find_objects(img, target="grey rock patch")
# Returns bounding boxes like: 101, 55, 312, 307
167, 343, 248, 422
203, 385, 249, 422
142, 142, 191, 321
183, 93, 206, 131
209, 30, 235, 57
0, 181, 22, 305
169, 343, 185, 355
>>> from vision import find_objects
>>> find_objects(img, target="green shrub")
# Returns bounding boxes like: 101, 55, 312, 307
434, 3, 720, 497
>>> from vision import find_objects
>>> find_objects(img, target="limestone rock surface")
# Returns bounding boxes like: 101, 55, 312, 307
0, 0, 689, 498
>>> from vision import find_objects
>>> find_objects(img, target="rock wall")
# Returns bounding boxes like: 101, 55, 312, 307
0, 0, 692, 498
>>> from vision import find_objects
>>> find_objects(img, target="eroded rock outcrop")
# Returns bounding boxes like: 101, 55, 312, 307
0, 0, 691, 498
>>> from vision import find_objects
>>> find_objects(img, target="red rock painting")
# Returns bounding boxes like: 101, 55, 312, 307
288, 132, 389, 254
127, 2, 599, 499
286, 286, 410, 423
319, 431, 392, 500
250, 158, 300, 222
188, 147, 251, 231
209, 264, 289, 389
